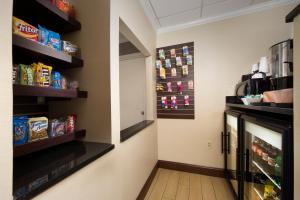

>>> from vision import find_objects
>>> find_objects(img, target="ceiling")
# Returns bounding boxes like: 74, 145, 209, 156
139, 0, 297, 32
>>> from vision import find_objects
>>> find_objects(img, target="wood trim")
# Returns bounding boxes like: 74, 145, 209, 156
157, 160, 225, 178
136, 162, 159, 200
286, 3, 300, 23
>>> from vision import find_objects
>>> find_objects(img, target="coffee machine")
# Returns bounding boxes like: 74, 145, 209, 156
269, 39, 293, 90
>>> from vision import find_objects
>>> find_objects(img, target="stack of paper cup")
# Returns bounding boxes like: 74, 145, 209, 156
259, 56, 269, 73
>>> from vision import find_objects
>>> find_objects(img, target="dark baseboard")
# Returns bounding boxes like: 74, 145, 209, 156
157, 160, 225, 178
136, 162, 159, 200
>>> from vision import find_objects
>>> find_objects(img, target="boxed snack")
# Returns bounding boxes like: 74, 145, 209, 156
49, 119, 66, 137
13, 116, 29, 146
28, 117, 49, 142
66, 114, 76, 134
12, 17, 38, 41
33, 62, 52, 87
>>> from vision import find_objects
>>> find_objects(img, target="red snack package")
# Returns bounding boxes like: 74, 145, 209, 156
66, 114, 76, 134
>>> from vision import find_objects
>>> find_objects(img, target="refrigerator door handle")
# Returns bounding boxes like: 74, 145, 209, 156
221, 132, 224, 154
227, 131, 231, 154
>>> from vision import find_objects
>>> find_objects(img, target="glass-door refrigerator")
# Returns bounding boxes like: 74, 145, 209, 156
241, 114, 293, 200
224, 110, 243, 200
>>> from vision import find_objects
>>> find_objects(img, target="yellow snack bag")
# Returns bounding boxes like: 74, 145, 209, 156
35, 63, 52, 87
12, 17, 38, 41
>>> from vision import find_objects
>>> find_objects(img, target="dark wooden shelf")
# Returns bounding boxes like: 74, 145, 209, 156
13, 0, 81, 33
14, 130, 86, 157
13, 34, 83, 69
13, 85, 88, 98
286, 3, 300, 23
120, 120, 154, 142
226, 103, 293, 116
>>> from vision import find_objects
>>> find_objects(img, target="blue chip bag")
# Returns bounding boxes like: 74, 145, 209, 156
38, 25, 61, 51
38, 25, 50, 45
48, 30, 61, 51
52, 71, 61, 89
13, 116, 29, 146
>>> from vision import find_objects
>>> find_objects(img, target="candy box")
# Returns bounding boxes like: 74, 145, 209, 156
66, 114, 76, 134
49, 119, 66, 137
28, 117, 49, 142
13, 116, 29, 146
12, 17, 38, 41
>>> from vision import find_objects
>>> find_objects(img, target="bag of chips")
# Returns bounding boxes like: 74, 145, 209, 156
12, 17, 38, 41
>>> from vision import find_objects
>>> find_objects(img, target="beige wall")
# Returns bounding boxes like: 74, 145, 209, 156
0, 0, 13, 199
120, 57, 146, 130
293, 15, 300, 200
0, 0, 157, 199
157, 5, 294, 168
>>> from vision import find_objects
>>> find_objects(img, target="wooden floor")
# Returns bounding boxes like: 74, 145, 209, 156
144, 168, 234, 200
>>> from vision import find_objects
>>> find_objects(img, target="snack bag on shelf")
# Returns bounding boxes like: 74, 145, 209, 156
28, 117, 48, 142
49, 119, 66, 137
182, 65, 189, 76
56, 0, 76, 17
12, 17, 38, 41
183, 46, 189, 56
186, 55, 193, 65
13, 64, 19, 84
171, 96, 178, 109
52, 71, 62, 89
38, 25, 61, 51
34, 63, 52, 87
19, 64, 29, 85
170, 49, 176, 58
62, 41, 80, 56
13, 116, 29, 146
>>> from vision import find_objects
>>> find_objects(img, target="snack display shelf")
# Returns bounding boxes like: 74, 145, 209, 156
13, 34, 83, 69
14, 129, 86, 157
252, 160, 281, 190
13, 0, 81, 33
13, 84, 88, 98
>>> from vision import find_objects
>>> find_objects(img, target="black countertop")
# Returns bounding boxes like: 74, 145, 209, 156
120, 120, 155, 142
13, 141, 114, 200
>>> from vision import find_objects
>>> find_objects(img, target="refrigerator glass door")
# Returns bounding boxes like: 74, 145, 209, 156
244, 121, 282, 200
226, 114, 238, 194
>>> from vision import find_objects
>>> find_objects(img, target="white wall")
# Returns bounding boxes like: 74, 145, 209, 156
120, 57, 146, 130
0, 0, 13, 199
293, 14, 300, 200
157, 5, 294, 168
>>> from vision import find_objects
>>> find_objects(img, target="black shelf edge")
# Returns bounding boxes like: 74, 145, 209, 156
13, 141, 115, 200
13, 0, 81, 33
286, 3, 300, 23
120, 120, 155, 142
14, 130, 86, 157
13, 34, 83, 69
13, 85, 88, 99
226, 103, 293, 116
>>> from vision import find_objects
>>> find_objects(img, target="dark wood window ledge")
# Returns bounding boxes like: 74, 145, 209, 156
14, 141, 114, 200
120, 120, 155, 142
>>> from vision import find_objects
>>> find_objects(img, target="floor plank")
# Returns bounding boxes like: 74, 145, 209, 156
148, 168, 170, 200
189, 174, 202, 200
163, 170, 180, 199
179, 172, 190, 187
175, 185, 189, 200
144, 168, 161, 200
201, 175, 217, 200
211, 177, 234, 200
144, 168, 234, 200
